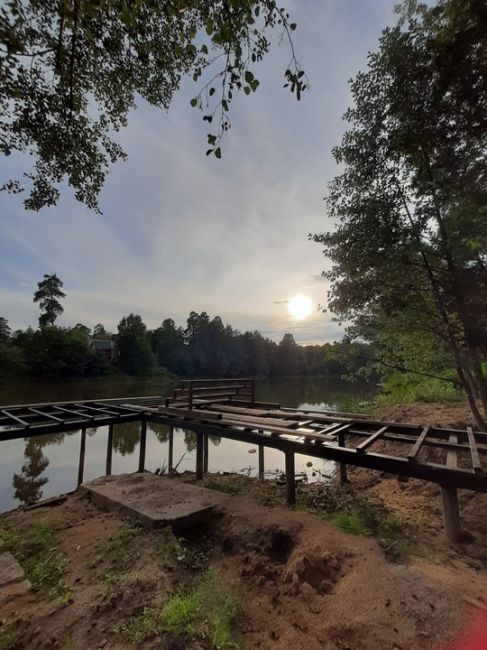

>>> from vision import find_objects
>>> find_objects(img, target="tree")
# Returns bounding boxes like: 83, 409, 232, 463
0, 317, 10, 342
93, 323, 109, 339
33, 274, 66, 328
1, 1, 306, 212
313, 0, 487, 429
116, 313, 156, 375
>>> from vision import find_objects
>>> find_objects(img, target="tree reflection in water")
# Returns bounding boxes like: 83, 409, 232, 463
113, 421, 141, 456
12, 438, 49, 505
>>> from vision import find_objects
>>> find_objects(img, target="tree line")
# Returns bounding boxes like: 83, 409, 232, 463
0, 273, 374, 380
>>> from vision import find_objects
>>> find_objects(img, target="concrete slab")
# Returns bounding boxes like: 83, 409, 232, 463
80, 473, 227, 531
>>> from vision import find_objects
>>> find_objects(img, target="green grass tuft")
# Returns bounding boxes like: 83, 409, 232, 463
118, 607, 163, 644
119, 568, 239, 648
102, 525, 141, 567
331, 511, 367, 535
377, 371, 462, 405
331, 499, 409, 561
1, 520, 71, 602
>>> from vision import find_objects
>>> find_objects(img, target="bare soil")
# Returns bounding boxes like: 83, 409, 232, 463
1, 400, 487, 650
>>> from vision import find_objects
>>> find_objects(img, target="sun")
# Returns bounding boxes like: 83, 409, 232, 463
287, 295, 312, 320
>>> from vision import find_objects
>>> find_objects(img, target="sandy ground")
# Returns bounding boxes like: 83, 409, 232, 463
1, 399, 487, 650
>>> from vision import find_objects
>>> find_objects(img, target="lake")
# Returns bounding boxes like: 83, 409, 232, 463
0, 376, 376, 512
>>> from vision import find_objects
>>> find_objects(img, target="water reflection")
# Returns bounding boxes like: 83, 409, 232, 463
113, 421, 141, 456
12, 438, 50, 505
1, 376, 376, 511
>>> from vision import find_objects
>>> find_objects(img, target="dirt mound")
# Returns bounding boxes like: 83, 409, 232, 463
283, 545, 344, 595
1, 484, 486, 649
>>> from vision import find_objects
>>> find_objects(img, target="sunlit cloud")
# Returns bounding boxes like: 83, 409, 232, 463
0, 0, 396, 344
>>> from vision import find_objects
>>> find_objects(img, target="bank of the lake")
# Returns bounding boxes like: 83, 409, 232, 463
0, 375, 376, 512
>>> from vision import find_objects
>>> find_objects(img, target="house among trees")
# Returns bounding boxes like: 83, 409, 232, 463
89, 339, 116, 363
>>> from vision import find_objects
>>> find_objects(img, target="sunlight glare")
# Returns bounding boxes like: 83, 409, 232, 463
287, 295, 312, 320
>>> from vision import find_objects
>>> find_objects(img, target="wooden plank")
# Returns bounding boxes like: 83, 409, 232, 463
407, 426, 430, 462
180, 378, 253, 384
217, 412, 298, 429
173, 391, 237, 401
447, 434, 458, 468
467, 426, 482, 473
28, 408, 64, 423
74, 403, 118, 417
321, 422, 353, 437
158, 407, 222, 421
175, 384, 247, 394
1, 409, 30, 428
228, 399, 281, 409
209, 405, 270, 417
356, 426, 388, 453
53, 405, 95, 419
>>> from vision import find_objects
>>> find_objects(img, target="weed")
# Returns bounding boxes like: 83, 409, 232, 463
101, 525, 141, 568
0, 618, 23, 650
331, 511, 367, 535
377, 371, 462, 405
118, 568, 239, 648
204, 478, 243, 495
0, 528, 24, 559
118, 607, 162, 644
331, 499, 409, 561
30, 520, 55, 551
27, 549, 72, 602
155, 527, 187, 564
155, 528, 209, 572
163, 569, 239, 648
162, 589, 201, 636
101, 570, 141, 605
1, 520, 71, 602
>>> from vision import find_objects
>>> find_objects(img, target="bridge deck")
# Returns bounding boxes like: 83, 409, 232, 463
1, 379, 485, 543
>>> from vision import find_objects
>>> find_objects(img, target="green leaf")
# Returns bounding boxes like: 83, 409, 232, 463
190, 98, 198, 107
244, 70, 254, 83
214, 147, 222, 159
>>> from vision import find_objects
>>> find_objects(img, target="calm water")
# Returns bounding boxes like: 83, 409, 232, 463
0, 376, 376, 512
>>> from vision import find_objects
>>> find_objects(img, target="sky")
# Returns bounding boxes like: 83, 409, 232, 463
0, 0, 398, 345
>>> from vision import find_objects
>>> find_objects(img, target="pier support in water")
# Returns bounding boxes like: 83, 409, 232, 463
285, 451, 295, 506
106, 424, 114, 476
203, 433, 209, 473
196, 433, 204, 480
168, 426, 174, 473
441, 486, 461, 545
138, 420, 147, 473
77, 427, 87, 486
337, 430, 348, 484
258, 444, 265, 479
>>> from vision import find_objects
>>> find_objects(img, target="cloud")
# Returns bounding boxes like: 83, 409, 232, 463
0, 0, 396, 344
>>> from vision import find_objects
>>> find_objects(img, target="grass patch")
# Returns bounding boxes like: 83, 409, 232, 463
154, 527, 208, 572
119, 568, 239, 648
0, 618, 23, 650
0, 527, 24, 559
0, 521, 71, 602
377, 371, 462, 405
331, 499, 409, 560
101, 570, 142, 606
204, 477, 245, 495
103, 525, 141, 567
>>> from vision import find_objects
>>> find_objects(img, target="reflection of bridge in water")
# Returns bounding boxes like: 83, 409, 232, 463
2, 378, 487, 544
